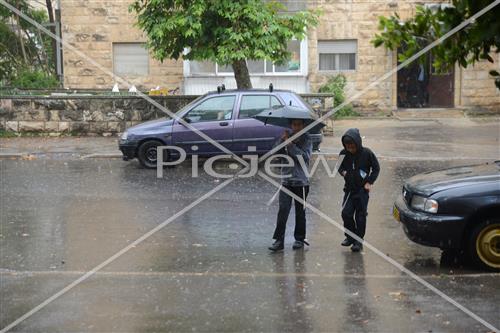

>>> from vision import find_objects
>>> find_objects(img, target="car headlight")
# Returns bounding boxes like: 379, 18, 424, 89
410, 195, 438, 213
120, 131, 128, 140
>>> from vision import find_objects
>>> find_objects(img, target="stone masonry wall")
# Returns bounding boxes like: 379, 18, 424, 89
460, 57, 500, 109
61, 1, 183, 91
0, 96, 196, 136
0, 95, 334, 136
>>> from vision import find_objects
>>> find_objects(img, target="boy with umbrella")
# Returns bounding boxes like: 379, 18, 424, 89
254, 106, 325, 251
268, 118, 313, 251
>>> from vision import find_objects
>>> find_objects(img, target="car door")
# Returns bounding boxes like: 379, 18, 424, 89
232, 94, 284, 154
171, 94, 236, 155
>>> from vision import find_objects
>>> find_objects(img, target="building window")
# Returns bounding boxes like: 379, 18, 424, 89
113, 43, 149, 76
318, 40, 357, 71
187, 40, 303, 76
264, 0, 306, 11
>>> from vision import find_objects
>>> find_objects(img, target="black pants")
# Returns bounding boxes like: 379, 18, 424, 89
341, 189, 369, 242
273, 185, 309, 241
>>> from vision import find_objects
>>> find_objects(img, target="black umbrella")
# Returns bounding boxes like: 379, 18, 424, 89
253, 106, 326, 131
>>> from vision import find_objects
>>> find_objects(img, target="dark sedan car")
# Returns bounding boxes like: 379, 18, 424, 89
393, 161, 500, 271
119, 89, 323, 168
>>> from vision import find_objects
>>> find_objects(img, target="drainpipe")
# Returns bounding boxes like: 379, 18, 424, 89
55, 0, 63, 87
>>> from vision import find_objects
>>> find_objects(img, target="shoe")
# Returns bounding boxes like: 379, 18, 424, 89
351, 242, 363, 252
341, 238, 354, 247
292, 240, 304, 250
269, 240, 284, 252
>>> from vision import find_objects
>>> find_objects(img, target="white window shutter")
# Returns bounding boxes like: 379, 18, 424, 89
113, 43, 149, 76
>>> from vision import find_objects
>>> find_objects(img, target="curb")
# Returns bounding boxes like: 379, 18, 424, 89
0, 153, 24, 158
80, 153, 122, 159
0, 152, 122, 159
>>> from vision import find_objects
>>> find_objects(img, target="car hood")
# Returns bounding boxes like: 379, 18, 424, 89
405, 162, 500, 196
128, 118, 174, 134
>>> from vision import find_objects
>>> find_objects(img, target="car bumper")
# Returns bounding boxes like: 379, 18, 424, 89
393, 195, 466, 249
118, 140, 137, 161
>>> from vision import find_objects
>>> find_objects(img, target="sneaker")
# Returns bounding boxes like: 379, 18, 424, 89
269, 240, 284, 252
292, 240, 304, 250
341, 238, 354, 247
351, 241, 363, 252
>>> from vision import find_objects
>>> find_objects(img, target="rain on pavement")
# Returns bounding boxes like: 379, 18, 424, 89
1, 118, 499, 332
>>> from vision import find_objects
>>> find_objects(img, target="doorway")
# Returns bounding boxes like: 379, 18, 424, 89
397, 51, 454, 108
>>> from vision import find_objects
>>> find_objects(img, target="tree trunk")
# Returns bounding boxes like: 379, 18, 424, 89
15, 1, 27, 64
45, 0, 57, 73
232, 59, 252, 89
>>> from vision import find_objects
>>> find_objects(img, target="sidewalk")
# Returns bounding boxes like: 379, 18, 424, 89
0, 136, 121, 159
1, 117, 499, 161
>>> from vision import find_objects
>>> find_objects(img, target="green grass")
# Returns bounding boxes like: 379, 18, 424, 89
332, 107, 361, 119
0, 130, 18, 138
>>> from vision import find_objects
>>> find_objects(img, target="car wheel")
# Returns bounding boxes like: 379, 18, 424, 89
137, 140, 166, 169
468, 219, 500, 271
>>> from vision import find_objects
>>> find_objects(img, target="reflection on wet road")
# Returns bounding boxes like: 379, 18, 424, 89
1, 156, 499, 332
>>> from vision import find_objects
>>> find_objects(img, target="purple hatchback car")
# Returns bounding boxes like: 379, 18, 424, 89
119, 89, 323, 168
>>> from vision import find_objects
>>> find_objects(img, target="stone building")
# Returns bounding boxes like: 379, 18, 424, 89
60, 0, 500, 112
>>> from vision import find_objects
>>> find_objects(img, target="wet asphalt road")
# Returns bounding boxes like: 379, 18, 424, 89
1, 119, 500, 332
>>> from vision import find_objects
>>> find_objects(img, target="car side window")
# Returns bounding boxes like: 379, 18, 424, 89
185, 95, 235, 123
238, 95, 283, 119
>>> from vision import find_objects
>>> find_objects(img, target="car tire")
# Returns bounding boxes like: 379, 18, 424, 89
137, 140, 166, 169
467, 218, 500, 271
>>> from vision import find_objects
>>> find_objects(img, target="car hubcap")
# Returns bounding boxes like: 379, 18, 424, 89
146, 147, 157, 163
476, 223, 500, 268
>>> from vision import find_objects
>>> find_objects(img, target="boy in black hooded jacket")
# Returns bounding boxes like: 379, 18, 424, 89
338, 128, 380, 252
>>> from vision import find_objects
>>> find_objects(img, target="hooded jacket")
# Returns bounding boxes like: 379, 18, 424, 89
338, 128, 380, 193
274, 133, 312, 186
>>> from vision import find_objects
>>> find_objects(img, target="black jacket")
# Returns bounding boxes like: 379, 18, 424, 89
338, 128, 380, 193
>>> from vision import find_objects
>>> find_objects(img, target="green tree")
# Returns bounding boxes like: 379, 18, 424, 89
130, 0, 319, 89
372, 0, 500, 88
0, 0, 57, 87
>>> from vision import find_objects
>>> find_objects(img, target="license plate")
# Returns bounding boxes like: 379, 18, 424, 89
393, 206, 400, 222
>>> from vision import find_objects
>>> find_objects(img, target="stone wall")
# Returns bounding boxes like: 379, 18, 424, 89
0, 94, 334, 136
460, 57, 500, 109
0, 95, 196, 136
61, 1, 183, 91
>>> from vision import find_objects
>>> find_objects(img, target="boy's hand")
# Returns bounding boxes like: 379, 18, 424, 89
364, 183, 372, 192
341, 171, 347, 177
281, 130, 289, 141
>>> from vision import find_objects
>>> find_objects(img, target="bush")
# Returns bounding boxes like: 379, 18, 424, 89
317, 74, 359, 118
10, 68, 59, 89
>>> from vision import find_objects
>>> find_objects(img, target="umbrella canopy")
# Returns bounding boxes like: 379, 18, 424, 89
253, 106, 326, 131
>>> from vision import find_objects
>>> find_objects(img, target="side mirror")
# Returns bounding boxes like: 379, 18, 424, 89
178, 116, 191, 126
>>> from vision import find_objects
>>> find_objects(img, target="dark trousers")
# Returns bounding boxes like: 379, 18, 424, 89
341, 189, 369, 242
273, 185, 310, 241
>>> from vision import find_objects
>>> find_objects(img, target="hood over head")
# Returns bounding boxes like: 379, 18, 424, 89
342, 128, 363, 151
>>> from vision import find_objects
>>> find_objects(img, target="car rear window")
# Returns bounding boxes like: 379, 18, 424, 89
278, 92, 313, 112
239, 95, 282, 119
